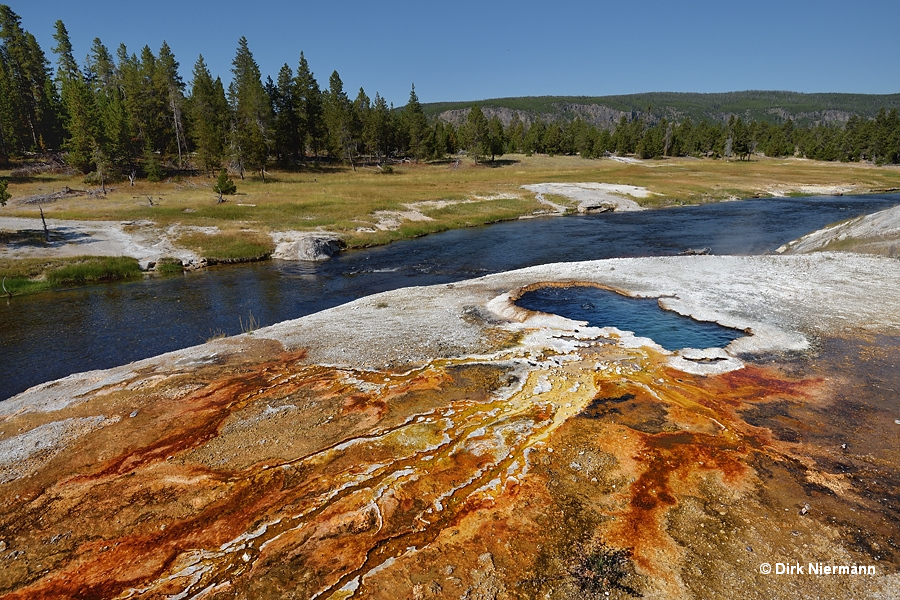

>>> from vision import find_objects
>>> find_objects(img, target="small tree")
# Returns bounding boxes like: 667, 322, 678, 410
487, 116, 506, 162
462, 104, 489, 163
213, 168, 236, 202
144, 148, 164, 182
0, 178, 10, 206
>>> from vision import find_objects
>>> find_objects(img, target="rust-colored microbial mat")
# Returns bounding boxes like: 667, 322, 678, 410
0, 331, 898, 599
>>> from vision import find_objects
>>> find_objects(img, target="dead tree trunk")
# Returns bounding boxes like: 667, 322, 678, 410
171, 96, 184, 170
39, 204, 50, 242
345, 143, 357, 172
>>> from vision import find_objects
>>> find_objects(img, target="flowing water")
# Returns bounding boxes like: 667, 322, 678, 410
1, 194, 898, 400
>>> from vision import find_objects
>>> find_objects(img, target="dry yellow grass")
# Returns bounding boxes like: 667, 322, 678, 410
3, 155, 899, 249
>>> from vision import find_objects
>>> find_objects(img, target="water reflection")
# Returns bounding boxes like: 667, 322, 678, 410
2, 194, 898, 400
515, 285, 744, 351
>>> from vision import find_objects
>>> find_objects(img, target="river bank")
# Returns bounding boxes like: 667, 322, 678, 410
2, 154, 899, 287
2, 183, 899, 298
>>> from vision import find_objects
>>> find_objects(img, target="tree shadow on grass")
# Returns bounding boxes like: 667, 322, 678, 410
5, 174, 66, 185
428, 157, 463, 166
272, 159, 353, 175
481, 159, 520, 168
0, 228, 91, 247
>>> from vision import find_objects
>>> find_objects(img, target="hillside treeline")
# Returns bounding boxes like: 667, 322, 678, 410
1, 6, 899, 186
496, 110, 900, 164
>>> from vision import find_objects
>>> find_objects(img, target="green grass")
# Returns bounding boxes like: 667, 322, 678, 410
0, 255, 141, 295
154, 256, 184, 274
177, 231, 274, 261
46, 256, 141, 285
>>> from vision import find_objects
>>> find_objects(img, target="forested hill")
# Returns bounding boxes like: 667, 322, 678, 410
424, 91, 900, 129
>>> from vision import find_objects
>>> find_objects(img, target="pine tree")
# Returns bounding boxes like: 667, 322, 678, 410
229, 37, 271, 180
85, 38, 133, 176
365, 92, 394, 161
322, 70, 349, 160
729, 115, 751, 161
347, 87, 369, 162
0, 50, 17, 160
636, 120, 665, 158
52, 20, 98, 173
270, 63, 299, 164
431, 120, 457, 158
462, 104, 488, 163
401, 84, 429, 161
187, 55, 227, 175
487, 115, 505, 161
213, 167, 236, 201
137, 46, 165, 154
506, 114, 525, 154
155, 41, 186, 168
28, 32, 64, 151
0, 177, 9, 205
116, 44, 144, 154
0, 6, 61, 154
543, 122, 563, 156
520, 120, 538, 154
293, 52, 322, 159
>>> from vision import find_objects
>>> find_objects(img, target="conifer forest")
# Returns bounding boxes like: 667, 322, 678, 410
1, 5, 898, 186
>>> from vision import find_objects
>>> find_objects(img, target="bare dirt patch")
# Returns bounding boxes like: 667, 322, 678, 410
364, 194, 524, 231
0, 217, 205, 268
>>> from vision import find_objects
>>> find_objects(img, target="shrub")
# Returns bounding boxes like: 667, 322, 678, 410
145, 153, 164, 182
214, 169, 237, 199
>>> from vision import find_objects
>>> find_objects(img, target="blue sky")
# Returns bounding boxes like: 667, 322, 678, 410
12, 0, 900, 107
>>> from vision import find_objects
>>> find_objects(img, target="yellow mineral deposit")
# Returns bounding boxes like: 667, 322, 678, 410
2, 256, 899, 599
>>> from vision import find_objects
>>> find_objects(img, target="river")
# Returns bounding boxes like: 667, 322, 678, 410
2, 194, 898, 400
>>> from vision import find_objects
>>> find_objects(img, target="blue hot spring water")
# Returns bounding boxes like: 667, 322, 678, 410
515, 286, 745, 351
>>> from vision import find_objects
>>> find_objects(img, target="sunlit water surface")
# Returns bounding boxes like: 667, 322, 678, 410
1, 194, 897, 400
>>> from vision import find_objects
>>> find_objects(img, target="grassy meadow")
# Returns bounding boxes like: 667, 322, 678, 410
4, 155, 900, 241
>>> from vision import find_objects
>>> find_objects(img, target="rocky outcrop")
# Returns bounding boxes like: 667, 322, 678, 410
271, 232, 344, 261
575, 199, 617, 213
438, 103, 628, 129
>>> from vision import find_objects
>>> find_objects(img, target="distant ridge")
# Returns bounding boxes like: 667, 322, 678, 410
423, 91, 900, 128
